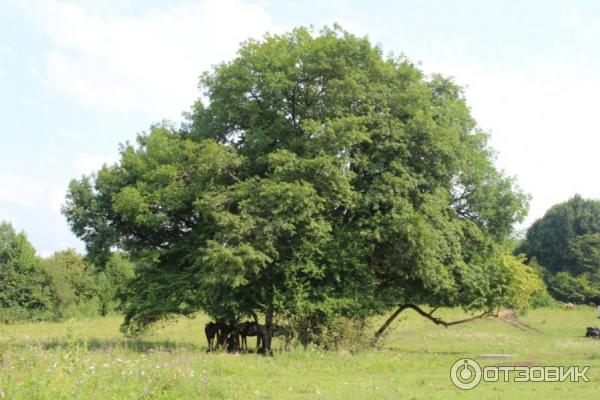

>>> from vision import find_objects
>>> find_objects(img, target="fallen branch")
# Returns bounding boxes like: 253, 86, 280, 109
371, 304, 494, 345
495, 309, 542, 333
402, 304, 492, 328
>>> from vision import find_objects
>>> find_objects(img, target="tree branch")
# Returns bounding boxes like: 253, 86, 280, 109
371, 304, 495, 345
403, 304, 492, 327
372, 304, 409, 343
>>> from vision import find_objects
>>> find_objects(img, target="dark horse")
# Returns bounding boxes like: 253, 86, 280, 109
238, 321, 265, 352
586, 326, 600, 338
205, 321, 230, 352
207, 320, 294, 353
205, 322, 220, 351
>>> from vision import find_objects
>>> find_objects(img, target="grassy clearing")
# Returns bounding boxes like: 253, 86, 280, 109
1, 307, 600, 399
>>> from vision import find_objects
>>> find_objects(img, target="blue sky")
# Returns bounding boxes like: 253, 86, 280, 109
2, 0, 600, 256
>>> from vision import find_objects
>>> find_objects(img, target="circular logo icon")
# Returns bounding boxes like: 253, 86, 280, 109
450, 358, 482, 390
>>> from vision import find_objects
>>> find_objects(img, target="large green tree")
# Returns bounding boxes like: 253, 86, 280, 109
64, 26, 529, 350
518, 195, 600, 302
518, 195, 600, 275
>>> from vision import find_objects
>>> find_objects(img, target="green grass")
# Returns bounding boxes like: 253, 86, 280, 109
1, 307, 600, 399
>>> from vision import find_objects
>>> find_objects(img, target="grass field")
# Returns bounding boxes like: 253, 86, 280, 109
1, 307, 600, 399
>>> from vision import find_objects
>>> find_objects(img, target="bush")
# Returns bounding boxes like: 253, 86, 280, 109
318, 317, 371, 353
545, 271, 598, 303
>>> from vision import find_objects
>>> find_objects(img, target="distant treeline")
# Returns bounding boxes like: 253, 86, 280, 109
518, 195, 600, 304
0, 221, 133, 323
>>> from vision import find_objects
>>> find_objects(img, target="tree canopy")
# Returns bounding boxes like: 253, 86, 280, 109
63, 26, 530, 348
519, 195, 600, 275
518, 195, 600, 302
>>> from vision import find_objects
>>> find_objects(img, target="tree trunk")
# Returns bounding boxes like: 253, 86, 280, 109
261, 284, 275, 356
371, 305, 408, 345
264, 309, 274, 356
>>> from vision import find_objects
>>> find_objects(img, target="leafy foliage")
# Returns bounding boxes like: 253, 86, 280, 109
519, 195, 600, 274
0, 222, 50, 321
39, 249, 97, 318
63, 26, 529, 346
519, 195, 600, 302
95, 253, 135, 315
498, 253, 549, 309
0, 221, 134, 322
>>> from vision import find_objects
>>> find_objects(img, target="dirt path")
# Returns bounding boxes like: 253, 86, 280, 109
497, 309, 542, 332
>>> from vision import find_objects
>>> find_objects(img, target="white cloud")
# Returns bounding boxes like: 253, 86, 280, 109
0, 173, 50, 207
38, 249, 54, 258
0, 44, 14, 85
0, 44, 15, 57
73, 152, 119, 175
0, 171, 83, 252
58, 128, 83, 141
45, 153, 58, 168
28, 0, 274, 118
27, 64, 41, 78
560, 8, 600, 40
0, 171, 70, 215
563, 9, 582, 29
0, 207, 15, 225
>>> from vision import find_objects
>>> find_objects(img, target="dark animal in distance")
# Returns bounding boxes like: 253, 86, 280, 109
205, 321, 228, 352
255, 323, 294, 353
204, 321, 232, 352
226, 324, 241, 352
238, 321, 265, 352
585, 327, 600, 338
206, 320, 294, 353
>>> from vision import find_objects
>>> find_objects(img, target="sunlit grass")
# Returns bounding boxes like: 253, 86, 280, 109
1, 307, 600, 398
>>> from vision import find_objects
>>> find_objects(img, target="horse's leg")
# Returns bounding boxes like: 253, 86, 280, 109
221, 333, 228, 351
205, 326, 214, 352
217, 331, 225, 351
215, 329, 223, 351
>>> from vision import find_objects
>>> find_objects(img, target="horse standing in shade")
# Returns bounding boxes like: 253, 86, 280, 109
272, 324, 294, 351
238, 321, 265, 352
207, 319, 294, 353
254, 323, 294, 353
205, 321, 228, 352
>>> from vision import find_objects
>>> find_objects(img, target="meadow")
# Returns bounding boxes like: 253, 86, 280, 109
1, 307, 600, 399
